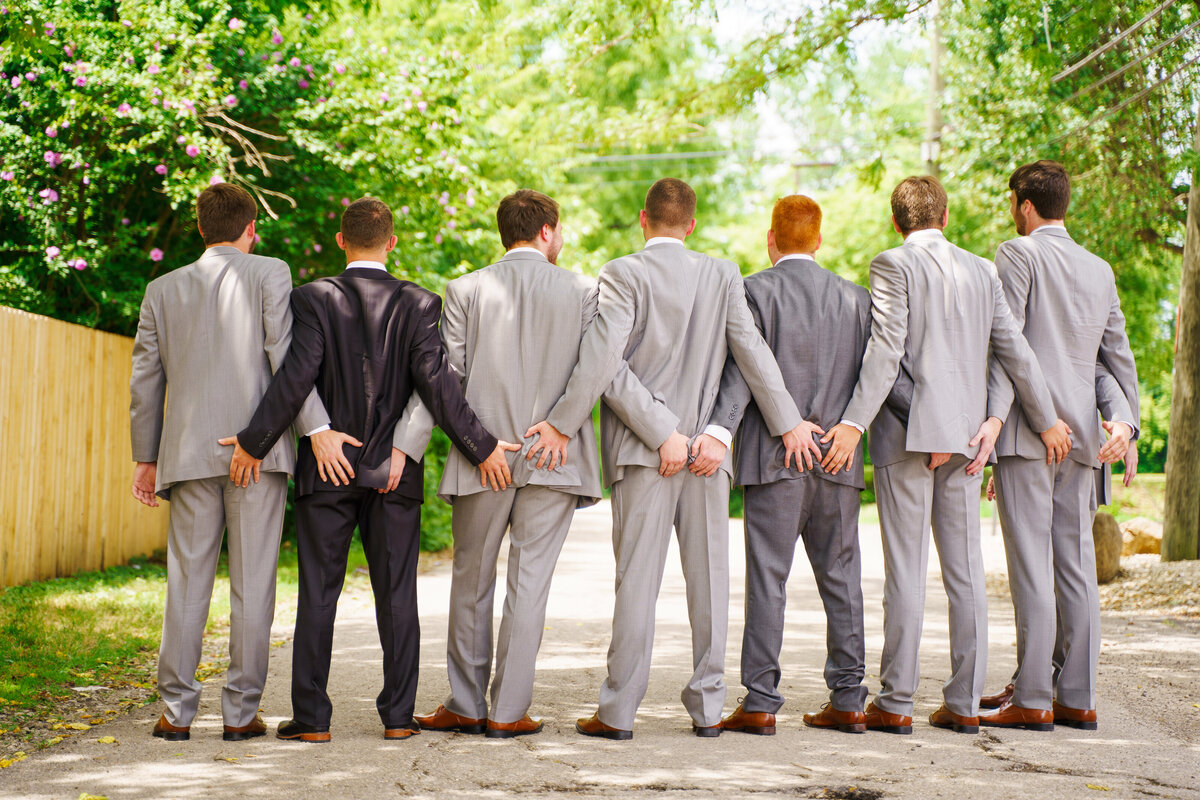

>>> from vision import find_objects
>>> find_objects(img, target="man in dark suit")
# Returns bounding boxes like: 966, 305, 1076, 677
705, 196, 872, 735
222, 197, 518, 742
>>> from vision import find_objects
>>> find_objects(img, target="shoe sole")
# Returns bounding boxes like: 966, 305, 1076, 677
693, 727, 722, 738
867, 725, 913, 735
276, 731, 331, 742
384, 730, 421, 740
152, 730, 190, 742
726, 725, 776, 736
979, 720, 1054, 732
575, 723, 633, 741
803, 720, 866, 734
418, 723, 487, 735
222, 730, 267, 742
1055, 719, 1098, 731
931, 722, 979, 734
485, 725, 543, 739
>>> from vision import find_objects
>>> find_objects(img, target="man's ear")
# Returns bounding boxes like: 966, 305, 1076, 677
639, 209, 648, 230
767, 229, 776, 248
384, 234, 398, 253
335, 231, 347, 251
685, 218, 697, 237
816, 232, 823, 251
243, 219, 256, 241
941, 207, 949, 228
891, 215, 903, 235
541, 223, 554, 242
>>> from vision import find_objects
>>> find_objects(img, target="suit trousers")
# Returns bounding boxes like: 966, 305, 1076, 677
740, 476, 867, 714
597, 466, 731, 730
1048, 460, 1101, 710
443, 485, 577, 723
873, 453, 987, 718
291, 488, 422, 729
158, 472, 287, 728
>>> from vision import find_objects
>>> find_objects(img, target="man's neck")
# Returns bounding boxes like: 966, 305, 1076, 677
344, 251, 387, 265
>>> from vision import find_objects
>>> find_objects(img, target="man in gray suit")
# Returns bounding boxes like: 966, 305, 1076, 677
708, 195, 873, 736
130, 183, 352, 741
979, 161, 1138, 731
406, 190, 604, 738
821, 175, 1067, 735
527, 178, 808, 739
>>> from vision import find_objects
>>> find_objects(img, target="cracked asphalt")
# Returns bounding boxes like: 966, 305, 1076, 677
5, 501, 1199, 799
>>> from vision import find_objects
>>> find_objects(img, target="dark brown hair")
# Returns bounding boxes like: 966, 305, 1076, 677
890, 176, 948, 234
341, 197, 394, 249
644, 178, 696, 230
496, 189, 559, 248
196, 183, 257, 245
1009, 160, 1070, 220
771, 195, 822, 253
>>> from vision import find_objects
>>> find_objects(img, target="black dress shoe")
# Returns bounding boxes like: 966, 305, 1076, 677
692, 723, 722, 738
276, 718, 331, 743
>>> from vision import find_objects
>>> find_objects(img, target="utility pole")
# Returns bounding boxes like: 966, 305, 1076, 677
922, 0, 944, 178
1163, 97, 1200, 561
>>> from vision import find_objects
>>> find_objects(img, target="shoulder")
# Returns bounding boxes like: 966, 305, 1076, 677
870, 245, 908, 273
401, 280, 442, 312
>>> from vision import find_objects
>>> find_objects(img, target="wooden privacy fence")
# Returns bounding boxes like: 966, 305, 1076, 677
0, 306, 169, 587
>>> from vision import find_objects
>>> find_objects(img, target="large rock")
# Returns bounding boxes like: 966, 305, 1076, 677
1093, 512, 1122, 584
1120, 516, 1163, 556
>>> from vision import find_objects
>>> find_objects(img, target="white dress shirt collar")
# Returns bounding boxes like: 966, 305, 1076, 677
774, 253, 816, 266
644, 236, 686, 249
345, 260, 388, 272
504, 246, 548, 259
904, 228, 947, 244
1029, 223, 1069, 238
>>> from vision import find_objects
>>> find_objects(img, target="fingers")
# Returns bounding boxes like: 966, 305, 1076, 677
480, 468, 488, 489
218, 436, 237, 446
317, 460, 328, 484
812, 424, 826, 436
344, 435, 363, 447
252, 463, 260, 484
968, 433, 983, 448
819, 430, 833, 444
337, 452, 356, 480
690, 439, 701, 458
524, 425, 538, 439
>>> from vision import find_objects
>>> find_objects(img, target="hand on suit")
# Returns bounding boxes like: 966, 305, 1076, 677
379, 447, 406, 494
218, 435, 262, 487
688, 434, 727, 477
1097, 420, 1133, 465
1039, 419, 1073, 465
928, 452, 952, 471
312, 429, 363, 486
783, 420, 826, 472
965, 416, 1003, 475
524, 420, 569, 470
658, 431, 690, 477
986, 475, 996, 501
479, 441, 522, 491
818, 423, 860, 475
131, 461, 159, 508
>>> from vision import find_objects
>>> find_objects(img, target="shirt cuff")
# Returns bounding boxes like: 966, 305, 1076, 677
306, 424, 331, 437
839, 419, 865, 434
702, 425, 733, 448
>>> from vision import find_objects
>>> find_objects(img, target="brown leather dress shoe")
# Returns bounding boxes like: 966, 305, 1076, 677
1052, 700, 1098, 731
223, 713, 267, 742
979, 702, 1054, 731
486, 715, 544, 739
414, 704, 487, 735
863, 701, 912, 735
152, 713, 190, 742
980, 683, 1015, 709
276, 719, 331, 742
929, 703, 979, 734
384, 724, 421, 740
692, 722, 722, 738
803, 703, 866, 734
575, 713, 632, 741
720, 705, 776, 735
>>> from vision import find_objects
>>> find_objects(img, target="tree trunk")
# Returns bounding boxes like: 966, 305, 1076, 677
923, 0, 944, 178
1162, 102, 1200, 561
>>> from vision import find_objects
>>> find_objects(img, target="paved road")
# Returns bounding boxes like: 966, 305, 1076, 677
6, 502, 1199, 799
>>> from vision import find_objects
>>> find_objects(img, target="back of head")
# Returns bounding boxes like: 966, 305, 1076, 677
341, 197, 394, 249
1009, 160, 1070, 220
644, 178, 696, 232
496, 189, 559, 248
197, 183, 257, 245
891, 175, 948, 235
772, 195, 822, 253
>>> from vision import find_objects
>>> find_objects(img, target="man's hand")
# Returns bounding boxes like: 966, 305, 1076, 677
782, 420, 826, 472
819, 423, 861, 475
966, 416, 1003, 476
379, 447, 406, 494
658, 431, 690, 477
312, 429, 363, 486
479, 440, 522, 491
131, 461, 159, 508
928, 452, 952, 471
524, 420, 569, 470
986, 475, 996, 502
1040, 419, 1073, 465
1097, 420, 1133, 465
1122, 439, 1138, 488
218, 435, 262, 487
688, 433, 727, 478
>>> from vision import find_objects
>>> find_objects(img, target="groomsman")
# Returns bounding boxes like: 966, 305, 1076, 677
223, 197, 518, 742
130, 183, 332, 742
979, 161, 1138, 731
528, 178, 809, 739
709, 196, 873, 735
407, 190, 604, 738
822, 175, 1065, 734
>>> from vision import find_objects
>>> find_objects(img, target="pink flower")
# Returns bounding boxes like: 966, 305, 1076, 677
313, 243, 322, 253
9, 76, 20, 88
416, 101, 427, 112
238, 79, 248, 90
400, 205, 410, 215
117, 102, 132, 116
181, 99, 195, 112
46, 245, 60, 257
82, 176, 89, 185
25, 71, 35, 81
434, 234, 443, 244
341, 197, 350, 206
149, 248, 164, 262
121, 20, 131, 28
298, 268, 309, 278
71, 258, 87, 270
381, 91, 389, 102
121, 218, 130, 225
147, 64, 160, 74
271, 29, 283, 45
44, 22, 55, 35
209, 175, 222, 185
155, 164, 167, 175
288, 57, 301, 68
0, 171, 13, 180
45, 126, 56, 137
185, 145, 200, 157
335, 64, 346, 75
223, 94, 237, 107
40, 188, 59, 203
298, 79, 309, 89
176, 135, 186, 144
228, 17, 244, 31
74, 76, 86, 86
44, 151, 62, 167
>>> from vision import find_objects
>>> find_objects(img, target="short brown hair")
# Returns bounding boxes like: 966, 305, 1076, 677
1009, 160, 1070, 220
771, 195, 822, 253
341, 197, 394, 249
890, 176, 948, 235
496, 189, 559, 248
197, 183, 257, 245
644, 178, 696, 230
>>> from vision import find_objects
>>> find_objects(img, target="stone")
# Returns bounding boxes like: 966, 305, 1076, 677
1120, 517, 1163, 556
1093, 512, 1122, 584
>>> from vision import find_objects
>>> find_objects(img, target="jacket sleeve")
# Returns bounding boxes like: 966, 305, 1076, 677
1096, 282, 1140, 437
1095, 361, 1138, 440
985, 270, 1057, 432
709, 285, 762, 433
724, 270, 801, 435
840, 254, 908, 429
261, 261, 330, 438
237, 289, 327, 459
129, 288, 166, 462
985, 243, 1031, 422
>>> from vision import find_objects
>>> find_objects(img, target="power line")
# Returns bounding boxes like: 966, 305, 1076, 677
1052, 0, 1180, 82
1063, 20, 1200, 103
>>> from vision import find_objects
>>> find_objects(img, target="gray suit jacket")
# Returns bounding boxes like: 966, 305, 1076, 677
393, 251, 603, 505
710, 256, 872, 490
840, 229, 1057, 468
130, 246, 328, 498
545, 240, 802, 487
986, 226, 1140, 466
